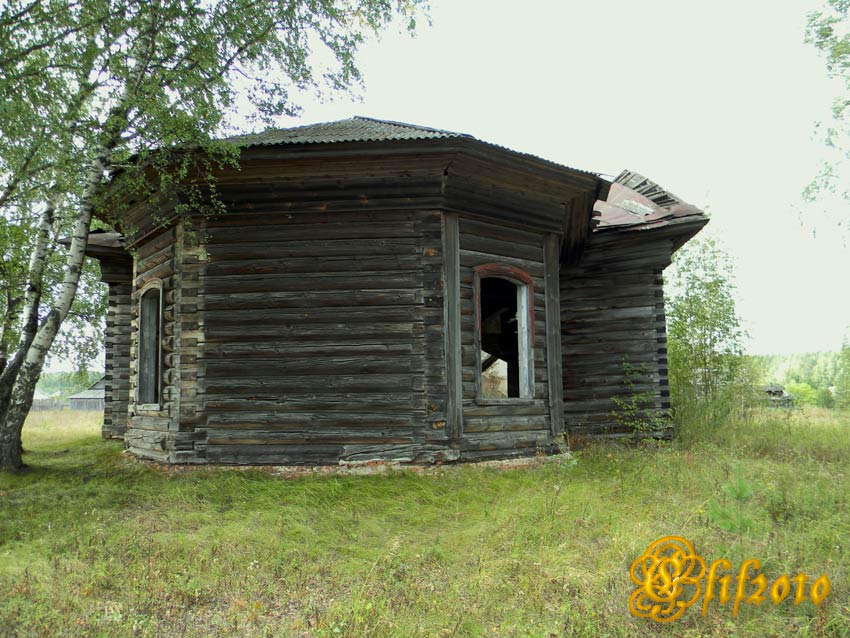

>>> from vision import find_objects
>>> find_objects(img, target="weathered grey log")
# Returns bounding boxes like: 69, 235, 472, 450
79, 120, 707, 465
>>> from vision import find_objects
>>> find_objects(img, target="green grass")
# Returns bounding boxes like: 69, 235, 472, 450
2, 408, 850, 637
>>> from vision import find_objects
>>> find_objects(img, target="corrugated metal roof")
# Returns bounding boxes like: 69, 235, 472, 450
67, 388, 105, 400
67, 377, 106, 400
223, 116, 470, 147
221, 116, 602, 181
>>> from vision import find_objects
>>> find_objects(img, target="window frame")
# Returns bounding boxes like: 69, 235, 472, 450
472, 264, 535, 404
136, 280, 164, 411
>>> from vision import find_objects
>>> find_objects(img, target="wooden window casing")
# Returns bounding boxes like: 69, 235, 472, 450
473, 264, 535, 402
137, 283, 163, 408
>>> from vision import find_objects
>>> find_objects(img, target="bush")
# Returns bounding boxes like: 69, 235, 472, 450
786, 382, 818, 407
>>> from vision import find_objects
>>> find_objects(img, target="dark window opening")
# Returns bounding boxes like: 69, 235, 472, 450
138, 287, 161, 405
480, 277, 521, 398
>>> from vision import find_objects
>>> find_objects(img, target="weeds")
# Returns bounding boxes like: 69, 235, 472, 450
1, 409, 849, 636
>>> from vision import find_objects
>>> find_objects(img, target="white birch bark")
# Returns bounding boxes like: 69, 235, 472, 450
0, 202, 54, 397
0, 155, 106, 469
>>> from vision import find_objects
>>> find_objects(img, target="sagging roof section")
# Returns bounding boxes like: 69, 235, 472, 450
613, 169, 683, 209
594, 170, 707, 234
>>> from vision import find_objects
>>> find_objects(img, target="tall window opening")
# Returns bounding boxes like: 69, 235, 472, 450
476, 266, 534, 399
138, 286, 162, 406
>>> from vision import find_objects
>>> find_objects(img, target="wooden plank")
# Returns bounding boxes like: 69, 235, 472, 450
544, 233, 564, 437
205, 356, 416, 377
443, 213, 463, 439
203, 272, 420, 295
205, 255, 421, 277
204, 290, 420, 310
205, 322, 420, 342
204, 374, 421, 395
517, 280, 534, 398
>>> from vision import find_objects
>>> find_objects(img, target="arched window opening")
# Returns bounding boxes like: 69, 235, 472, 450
138, 286, 162, 406
476, 266, 534, 399
480, 278, 520, 397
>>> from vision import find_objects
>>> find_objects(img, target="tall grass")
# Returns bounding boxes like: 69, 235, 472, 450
1, 408, 849, 637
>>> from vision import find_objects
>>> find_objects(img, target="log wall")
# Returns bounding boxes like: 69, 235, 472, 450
456, 217, 556, 458
193, 209, 452, 465
560, 231, 674, 439
102, 280, 132, 439
125, 227, 189, 461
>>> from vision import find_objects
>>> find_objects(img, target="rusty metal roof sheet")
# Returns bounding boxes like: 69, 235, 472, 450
594, 170, 706, 233
223, 116, 471, 147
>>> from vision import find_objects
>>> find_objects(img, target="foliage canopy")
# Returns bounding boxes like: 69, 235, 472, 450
805, 0, 850, 233
0, 0, 427, 469
666, 237, 746, 405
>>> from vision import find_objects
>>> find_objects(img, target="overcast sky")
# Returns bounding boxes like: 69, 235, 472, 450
276, 0, 850, 355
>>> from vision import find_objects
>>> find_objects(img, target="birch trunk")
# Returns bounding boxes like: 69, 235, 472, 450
0, 155, 105, 470
0, 203, 53, 410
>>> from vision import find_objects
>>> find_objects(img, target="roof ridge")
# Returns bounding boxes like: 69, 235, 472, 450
219, 116, 467, 147
351, 115, 471, 138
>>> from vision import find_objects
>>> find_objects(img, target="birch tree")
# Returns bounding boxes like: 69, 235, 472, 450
805, 0, 850, 234
665, 238, 746, 415
0, 0, 426, 470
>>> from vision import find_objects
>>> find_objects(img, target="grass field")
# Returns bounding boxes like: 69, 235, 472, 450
1, 408, 849, 637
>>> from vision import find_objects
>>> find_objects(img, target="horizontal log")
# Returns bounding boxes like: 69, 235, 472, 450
463, 415, 548, 433
204, 208, 425, 228
205, 220, 417, 242
340, 444, 459, 464
205, 322, 421, 341
205, 444, 345, 465
204, 374, 423, 395
458, 233, 544, 264
459, 249, 544, 277
204, 289, 421, 310
459, 430, 551, 452
206, 435, 418, 446
205, 255, 421, 277
205, 356, 417, 377
562, 342, 659, 356
207, 238, 420, 261
203, 341, 418, 358
205, 308, 422, 330
205, 396, 424, 413
203, 272, 421, 295
458, 217, 546, 247
135, 227, 177, 260
136, 242, 174, 274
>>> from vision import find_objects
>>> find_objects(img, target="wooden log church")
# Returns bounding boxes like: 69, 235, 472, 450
88, 117, 707, 464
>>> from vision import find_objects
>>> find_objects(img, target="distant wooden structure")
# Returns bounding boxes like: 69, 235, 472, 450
67, 377, 106, 411
31, 389, 65, 411
763, 384, 794, 408
84, 117, 707, 464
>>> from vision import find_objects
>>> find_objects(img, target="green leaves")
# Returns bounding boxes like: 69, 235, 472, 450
805, 0, 850, 230
0, 0, 428, 467
665, 238, 746, 426
0, 0, 428, 357
834, 342, 850, 409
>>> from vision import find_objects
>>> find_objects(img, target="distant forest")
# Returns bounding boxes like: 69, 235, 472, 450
754, 351, 847, 408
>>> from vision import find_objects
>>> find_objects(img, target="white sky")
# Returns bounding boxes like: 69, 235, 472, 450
50, 0, 849, 374
280, 0, 850, 355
